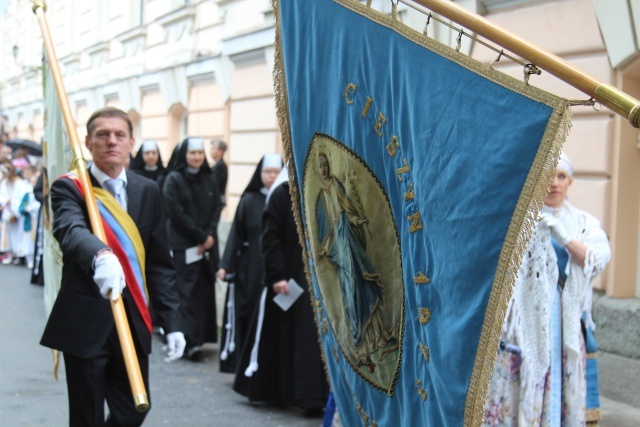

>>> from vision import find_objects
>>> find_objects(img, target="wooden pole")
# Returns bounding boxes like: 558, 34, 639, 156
32, 0, 149, 412
413, 0, 640, 128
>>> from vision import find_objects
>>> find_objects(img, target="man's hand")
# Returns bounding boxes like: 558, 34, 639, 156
539, 212, 572, 246
93, 252, 126, 301
163, 332, 186, 362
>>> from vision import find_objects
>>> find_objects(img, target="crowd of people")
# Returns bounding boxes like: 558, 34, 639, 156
0, 132, 43, 276
1, 111, 611, 426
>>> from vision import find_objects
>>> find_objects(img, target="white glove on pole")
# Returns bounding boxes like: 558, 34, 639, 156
164, 332, 186, 362
539, 212, 573, 246
93, 252, 127, 301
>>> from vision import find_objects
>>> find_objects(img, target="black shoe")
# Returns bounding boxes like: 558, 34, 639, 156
303, 408, 324, 418
187, 346, 204, 362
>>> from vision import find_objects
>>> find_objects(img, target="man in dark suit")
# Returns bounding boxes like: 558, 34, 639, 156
209, 139, 228, 205
41, 107, 186, 426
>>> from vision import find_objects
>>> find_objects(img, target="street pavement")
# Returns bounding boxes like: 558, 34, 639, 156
0, 264, 321, 427
1, 263, 639, 426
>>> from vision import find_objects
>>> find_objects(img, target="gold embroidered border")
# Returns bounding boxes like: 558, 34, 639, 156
332, 2, 571, 426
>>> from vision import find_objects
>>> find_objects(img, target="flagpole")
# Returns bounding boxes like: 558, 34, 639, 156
412, 0, 640, 128
32, 0, 149, 412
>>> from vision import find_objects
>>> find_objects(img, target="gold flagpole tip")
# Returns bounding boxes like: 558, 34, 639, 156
595, 84, 640, 129
134, 394, 150, 413
32, 0, 47, 14
630, 105, 640, 129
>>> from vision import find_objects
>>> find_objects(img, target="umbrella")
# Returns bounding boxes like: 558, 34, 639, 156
6, 138, 43, 156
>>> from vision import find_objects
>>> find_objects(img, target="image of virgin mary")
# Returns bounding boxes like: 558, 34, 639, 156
315, 151, 394, 372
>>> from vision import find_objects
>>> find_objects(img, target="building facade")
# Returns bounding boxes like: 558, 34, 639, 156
1, 0, 639, 298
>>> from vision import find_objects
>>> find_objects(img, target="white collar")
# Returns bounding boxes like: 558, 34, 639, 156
90, 164, 128, 188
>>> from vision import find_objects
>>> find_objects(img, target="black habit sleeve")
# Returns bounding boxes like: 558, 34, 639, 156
261, 185, 289, 286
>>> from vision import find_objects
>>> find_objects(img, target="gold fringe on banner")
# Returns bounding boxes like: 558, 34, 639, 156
271, 0, 333, 387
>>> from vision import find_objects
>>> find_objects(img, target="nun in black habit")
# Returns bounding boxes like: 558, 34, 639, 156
165, 142, 182, 173
130, 139, 168, 330
216, 154, 282, 373
130, 139, 167, 189
232, 168, 329, 414
163, 137, 223, 361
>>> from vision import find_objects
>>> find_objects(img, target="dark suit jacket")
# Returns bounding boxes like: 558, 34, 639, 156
40, 171, 180, 358
211, 159, 228, 198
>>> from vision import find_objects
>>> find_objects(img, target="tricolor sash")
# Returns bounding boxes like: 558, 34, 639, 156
65, 174, 152, 332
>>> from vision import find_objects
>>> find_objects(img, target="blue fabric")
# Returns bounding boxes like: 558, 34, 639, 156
276, 0, 566, 424
583, 313, 600, 413
19, 193, 31, 232
323, 391, 336, 427
552, 237, 569, 283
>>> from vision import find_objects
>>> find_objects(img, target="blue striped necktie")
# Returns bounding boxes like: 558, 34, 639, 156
104, 179, 126, 210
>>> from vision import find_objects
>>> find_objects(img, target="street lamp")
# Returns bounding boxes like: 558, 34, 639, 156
11, 44, 41, 73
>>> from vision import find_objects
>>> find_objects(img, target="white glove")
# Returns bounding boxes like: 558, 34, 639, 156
539, 212, 572, 246
163, 332, 186, 362
93, 252, 126, 301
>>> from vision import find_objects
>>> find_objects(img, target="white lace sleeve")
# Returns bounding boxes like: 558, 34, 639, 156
579, 214, 611, 278
574, 212, 610, 331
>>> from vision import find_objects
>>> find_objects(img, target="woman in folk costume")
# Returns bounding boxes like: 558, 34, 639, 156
130, 139, 167, 190
484, 152, 611, 426
0, 160, 32, 265
216, 154, 282, 373
163, 137, 223, 361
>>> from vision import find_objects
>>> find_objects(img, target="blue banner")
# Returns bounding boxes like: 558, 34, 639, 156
273, 1, 570, 425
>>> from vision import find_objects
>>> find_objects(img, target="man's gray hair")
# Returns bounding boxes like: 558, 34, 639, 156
211, 139, 227, 152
